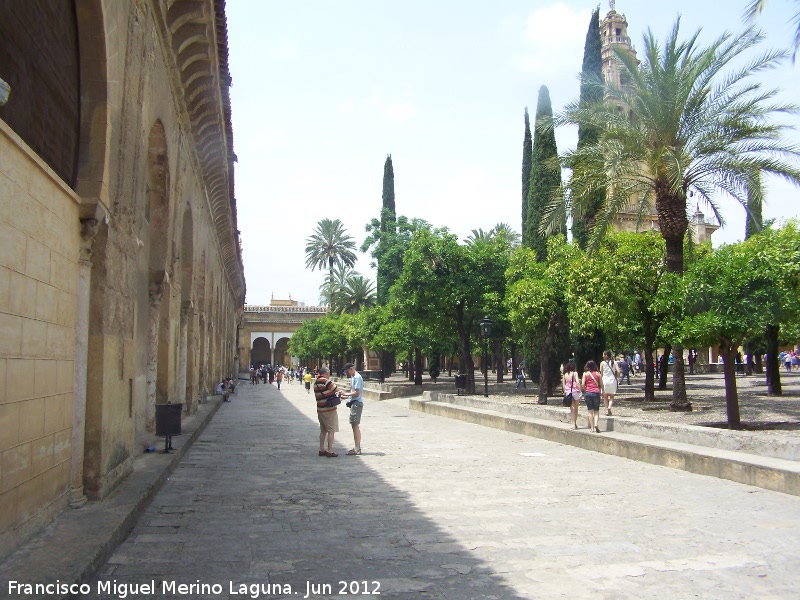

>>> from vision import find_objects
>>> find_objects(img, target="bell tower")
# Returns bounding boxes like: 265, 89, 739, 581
600, 1, 639, 90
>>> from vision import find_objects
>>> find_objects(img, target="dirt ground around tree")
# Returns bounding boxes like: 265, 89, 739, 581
377, 368, 800, 434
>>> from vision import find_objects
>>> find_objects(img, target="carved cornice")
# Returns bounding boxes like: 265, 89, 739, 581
161, 0, 245, 303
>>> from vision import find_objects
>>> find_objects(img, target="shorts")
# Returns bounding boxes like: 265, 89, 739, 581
349, 402, 363, 425
318, 409, 339, 433
305, 382, 311, 390
584, 392, 601, 412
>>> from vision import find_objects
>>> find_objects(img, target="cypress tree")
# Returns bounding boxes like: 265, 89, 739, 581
382, 154, 396, 220
377, 155, 397, 305
526, 85, 562, 262
572, 7, 605, 250
521, 108, 533, 246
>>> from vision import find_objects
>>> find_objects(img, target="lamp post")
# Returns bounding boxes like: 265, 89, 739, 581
480, 316, 493, 398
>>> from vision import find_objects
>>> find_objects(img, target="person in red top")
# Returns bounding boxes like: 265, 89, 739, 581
313, 367, 341, 457
581, 360, 604, 433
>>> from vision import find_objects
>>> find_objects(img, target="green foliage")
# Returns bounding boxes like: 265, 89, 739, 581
362, 213, 429, 306
375, 155, 398, 304
521, 108, 533, 244
679, 222, 800, 348
288, 313, 355, 363
525, 86, 563, 261
676, 222, 800, 424
382, 155, 396, 216
566, 231, 669, 346
572, 7, 605, 250
305, 218, 357, 304
391, 227, 511, 390
505, 237, 576, 350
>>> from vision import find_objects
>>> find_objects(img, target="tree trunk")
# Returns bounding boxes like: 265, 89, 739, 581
670, 344, 691, 411
328, 258, 335, 308
720, 343, 742, 429
510, 341, 517, 385
643, 342, 655, 402
662, 228, 690, 408
658, 343, 671, 390
407, 350, 414, 381
414, 347, 423, 385
538, 311, 559, 404
381, 350, 394, 381
456, 307, 476, 393
765, 324, 782, 395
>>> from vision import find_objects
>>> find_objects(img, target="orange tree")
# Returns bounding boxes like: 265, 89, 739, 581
677, 222, 800, 427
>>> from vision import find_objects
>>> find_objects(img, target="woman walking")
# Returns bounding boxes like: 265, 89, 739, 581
562, 362, 582, 430
600, 350, 620, 416
581, 360, 603, 433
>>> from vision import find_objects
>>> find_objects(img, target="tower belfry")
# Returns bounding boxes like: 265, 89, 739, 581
600, 3, 639, 90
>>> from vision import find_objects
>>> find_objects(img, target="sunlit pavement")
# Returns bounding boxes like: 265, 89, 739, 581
85, 377, 800, 599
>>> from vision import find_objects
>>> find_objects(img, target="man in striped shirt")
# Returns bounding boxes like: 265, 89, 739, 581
313, 366, 341, 457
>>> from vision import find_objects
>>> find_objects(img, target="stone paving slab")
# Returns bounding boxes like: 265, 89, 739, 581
420, 390, 800, 462
410, 395, 800, 496
4, 380, 800, 599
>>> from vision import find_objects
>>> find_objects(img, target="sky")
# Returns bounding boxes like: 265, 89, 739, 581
226, 1, 800, 307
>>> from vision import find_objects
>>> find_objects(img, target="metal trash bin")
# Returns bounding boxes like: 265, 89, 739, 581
156, 403, 182, 436
454, 374, 467, 396
155, 403, 182, 453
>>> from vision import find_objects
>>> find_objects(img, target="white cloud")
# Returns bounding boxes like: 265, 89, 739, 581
516, 3, 590, 76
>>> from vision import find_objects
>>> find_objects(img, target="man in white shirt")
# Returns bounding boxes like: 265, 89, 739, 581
341, 362, 364, 455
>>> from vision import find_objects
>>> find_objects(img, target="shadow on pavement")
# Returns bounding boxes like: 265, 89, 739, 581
86, 381, 527, 600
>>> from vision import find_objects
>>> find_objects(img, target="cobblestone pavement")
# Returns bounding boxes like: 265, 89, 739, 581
81, 375, 800, 599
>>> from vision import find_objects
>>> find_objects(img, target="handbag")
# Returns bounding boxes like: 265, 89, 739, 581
325, 395, 342, 408
562, 392, 573, 407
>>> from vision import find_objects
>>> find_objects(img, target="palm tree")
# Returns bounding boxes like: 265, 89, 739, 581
318, 264, 351, 307
491, 223, 522, 247
744, 0, 800, 61
305, 218, 357, 305
339, 274, 376, 314
466, 225, 521, 247
549, 20, 800, 408
465, 228, 493, 244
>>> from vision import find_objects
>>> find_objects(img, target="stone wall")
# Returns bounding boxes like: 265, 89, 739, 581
0, 120, 80, 558
0, 0, 245, 560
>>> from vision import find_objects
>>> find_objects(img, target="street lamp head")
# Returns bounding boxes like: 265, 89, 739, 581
480, 316, 493, 338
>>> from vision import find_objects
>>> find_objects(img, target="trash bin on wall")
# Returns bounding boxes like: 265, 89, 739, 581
454, 374, 467, 396
155, 403, 182, 452
156, 403, 182, 436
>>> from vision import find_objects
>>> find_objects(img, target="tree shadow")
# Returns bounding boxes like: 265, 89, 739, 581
87, 383, 528, 599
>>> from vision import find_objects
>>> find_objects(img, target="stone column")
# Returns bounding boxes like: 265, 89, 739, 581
198, 313, 207, 399
177, 300, 192, 407
146, 273, 168, 432
69, 217, 99, 508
